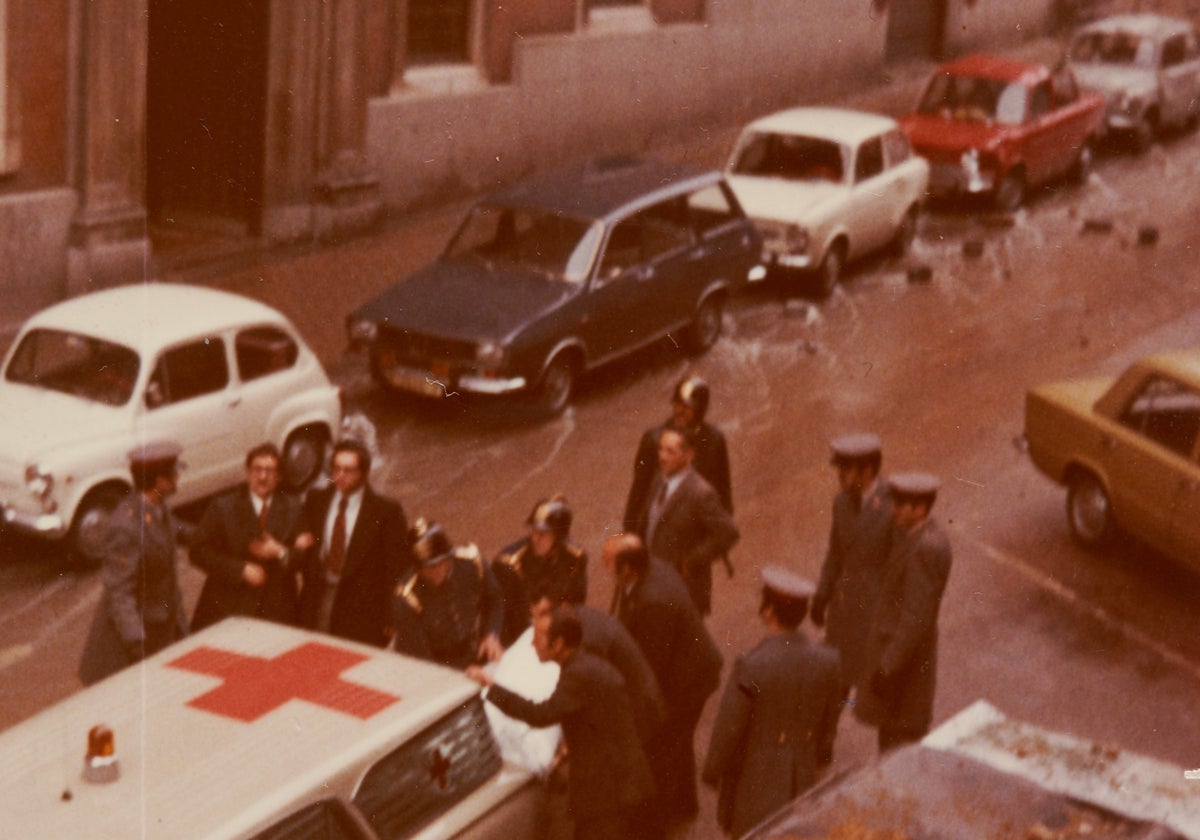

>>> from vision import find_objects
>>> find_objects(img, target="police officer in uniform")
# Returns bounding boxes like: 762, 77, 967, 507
703, 567, 841, 837
855, 472, 953, 752
810, 432, 893, 760
623, 375, 732, 529
79, 442, 189, 685
392, 519, 505, 669
493, 496, 588, 646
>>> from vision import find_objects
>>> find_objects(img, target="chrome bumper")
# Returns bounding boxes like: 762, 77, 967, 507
2, 503, 67, 538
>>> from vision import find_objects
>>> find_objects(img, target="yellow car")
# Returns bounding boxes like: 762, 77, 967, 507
1025, 349, 1200, 564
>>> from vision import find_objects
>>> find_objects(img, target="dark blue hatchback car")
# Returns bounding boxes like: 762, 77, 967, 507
347, 156, 764, 413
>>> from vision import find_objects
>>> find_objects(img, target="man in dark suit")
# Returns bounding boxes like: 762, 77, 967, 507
628, 426, 739, 615
855, 472, 953, 752
294, 438, 410, 647
810, 432, 893, 761
190, 442, 302, 630
530, 589, 665, 749
469, 609, 654, 840
702, 567, 842, 837
606, 533, 722, 829
624, 375, 733, 525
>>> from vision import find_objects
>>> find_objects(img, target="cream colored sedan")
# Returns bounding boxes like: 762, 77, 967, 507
1025, 349, 1200, 567
725, 106, 930, 297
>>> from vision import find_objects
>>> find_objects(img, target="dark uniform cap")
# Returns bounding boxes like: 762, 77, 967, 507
527, 497, 572, 535
761, 565, 816, 602
126, 441, 183, 470
888, 471, 941, 499
410, 517, 454, 567
830, 432, 882, 465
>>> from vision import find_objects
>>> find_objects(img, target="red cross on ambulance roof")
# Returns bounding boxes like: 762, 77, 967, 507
167, 642, 401, 722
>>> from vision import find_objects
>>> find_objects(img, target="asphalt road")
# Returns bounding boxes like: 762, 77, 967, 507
2, 35, 1200, 838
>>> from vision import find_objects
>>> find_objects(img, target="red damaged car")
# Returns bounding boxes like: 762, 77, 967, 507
900, 54, 1106, 211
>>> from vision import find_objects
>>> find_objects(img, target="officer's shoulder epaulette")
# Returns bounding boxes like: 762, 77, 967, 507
562, 543, 585, 561
397, 575, 422, 614
497, 547, 524, 570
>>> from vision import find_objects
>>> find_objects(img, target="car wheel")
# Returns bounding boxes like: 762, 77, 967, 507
1066, 471, 1114, 548
813, 243, 844, 298
282, 427, 328, 491
1069, 138, 1094, 185
891, 207, 919, 257
994, 170, 1025, 213
683, 294, 725, 355
534, 354, 576, 415
68, 483, 129, 567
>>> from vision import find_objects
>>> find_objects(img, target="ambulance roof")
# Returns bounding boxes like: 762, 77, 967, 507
0, 619, 479, 839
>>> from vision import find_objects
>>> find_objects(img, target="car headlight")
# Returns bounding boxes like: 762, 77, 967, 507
348, 318, 379, 344
24, 464, 55, 510
475, 341, 507, 367
786, 224, 809, 254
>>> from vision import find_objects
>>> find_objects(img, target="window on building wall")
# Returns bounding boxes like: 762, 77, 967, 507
408, 0, 471, 64
0, 0, 16, 175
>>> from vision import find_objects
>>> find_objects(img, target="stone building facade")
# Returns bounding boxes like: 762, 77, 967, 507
1, 0, 1062, 327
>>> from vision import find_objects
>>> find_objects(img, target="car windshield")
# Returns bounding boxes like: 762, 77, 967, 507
917, 73, 1027, 125
1070, 31, 1155, 67
730, 131, 845, 182
445, 203, 603, 284
4, 328, 140, 406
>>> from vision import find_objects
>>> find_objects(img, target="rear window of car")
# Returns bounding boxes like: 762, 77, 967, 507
4, 328, 139, 407
352, 696, 503, 839
1070, 31, 1154, 67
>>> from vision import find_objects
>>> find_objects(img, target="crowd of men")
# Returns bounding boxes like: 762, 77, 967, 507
77, 375, 953, 839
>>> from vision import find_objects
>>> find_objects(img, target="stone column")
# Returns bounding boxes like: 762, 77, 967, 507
66, 0, 149, 294
311, 0, 381, 240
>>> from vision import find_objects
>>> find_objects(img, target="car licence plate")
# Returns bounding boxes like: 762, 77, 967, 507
379, 357, 449, 398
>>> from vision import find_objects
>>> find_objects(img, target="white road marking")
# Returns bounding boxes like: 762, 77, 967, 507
0, 577, 69, 633
0, 644, 32, 670
964, 534, 1200, 682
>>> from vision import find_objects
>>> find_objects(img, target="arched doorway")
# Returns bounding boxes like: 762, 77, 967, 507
146, 0, 270, 237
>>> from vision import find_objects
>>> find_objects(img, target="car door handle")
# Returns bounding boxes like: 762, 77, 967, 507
227, 397, 242, 409
637, 265, 655, 282
1100, 434, 1116, 451
689, 246, 713, 261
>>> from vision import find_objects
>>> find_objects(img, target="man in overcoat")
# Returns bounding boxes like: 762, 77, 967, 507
190, 442, 302, 630
294, 438, 410, 646
811, 432, 893, 759
702, 567, 841, 837
79, 442, 189, 685
627, 426, 739, 615
854, 472, 953, 751
469, 609, 654, 840
606, 533, 722, 829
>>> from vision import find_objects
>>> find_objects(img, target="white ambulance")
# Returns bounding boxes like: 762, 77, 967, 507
0, 618, 547, 839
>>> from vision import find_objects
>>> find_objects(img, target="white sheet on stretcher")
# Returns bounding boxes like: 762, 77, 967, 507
484, 626, 563, 778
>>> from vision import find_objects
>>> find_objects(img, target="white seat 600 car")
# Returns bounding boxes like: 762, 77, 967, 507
0, 284, 341, 561
725, 107, 930, 297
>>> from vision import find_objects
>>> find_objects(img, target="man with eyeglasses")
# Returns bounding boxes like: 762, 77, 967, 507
190, 442, 304, 630
294, 438, 411, 646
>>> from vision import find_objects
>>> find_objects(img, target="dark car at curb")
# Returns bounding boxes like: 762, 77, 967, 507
347, 156, 764, 414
